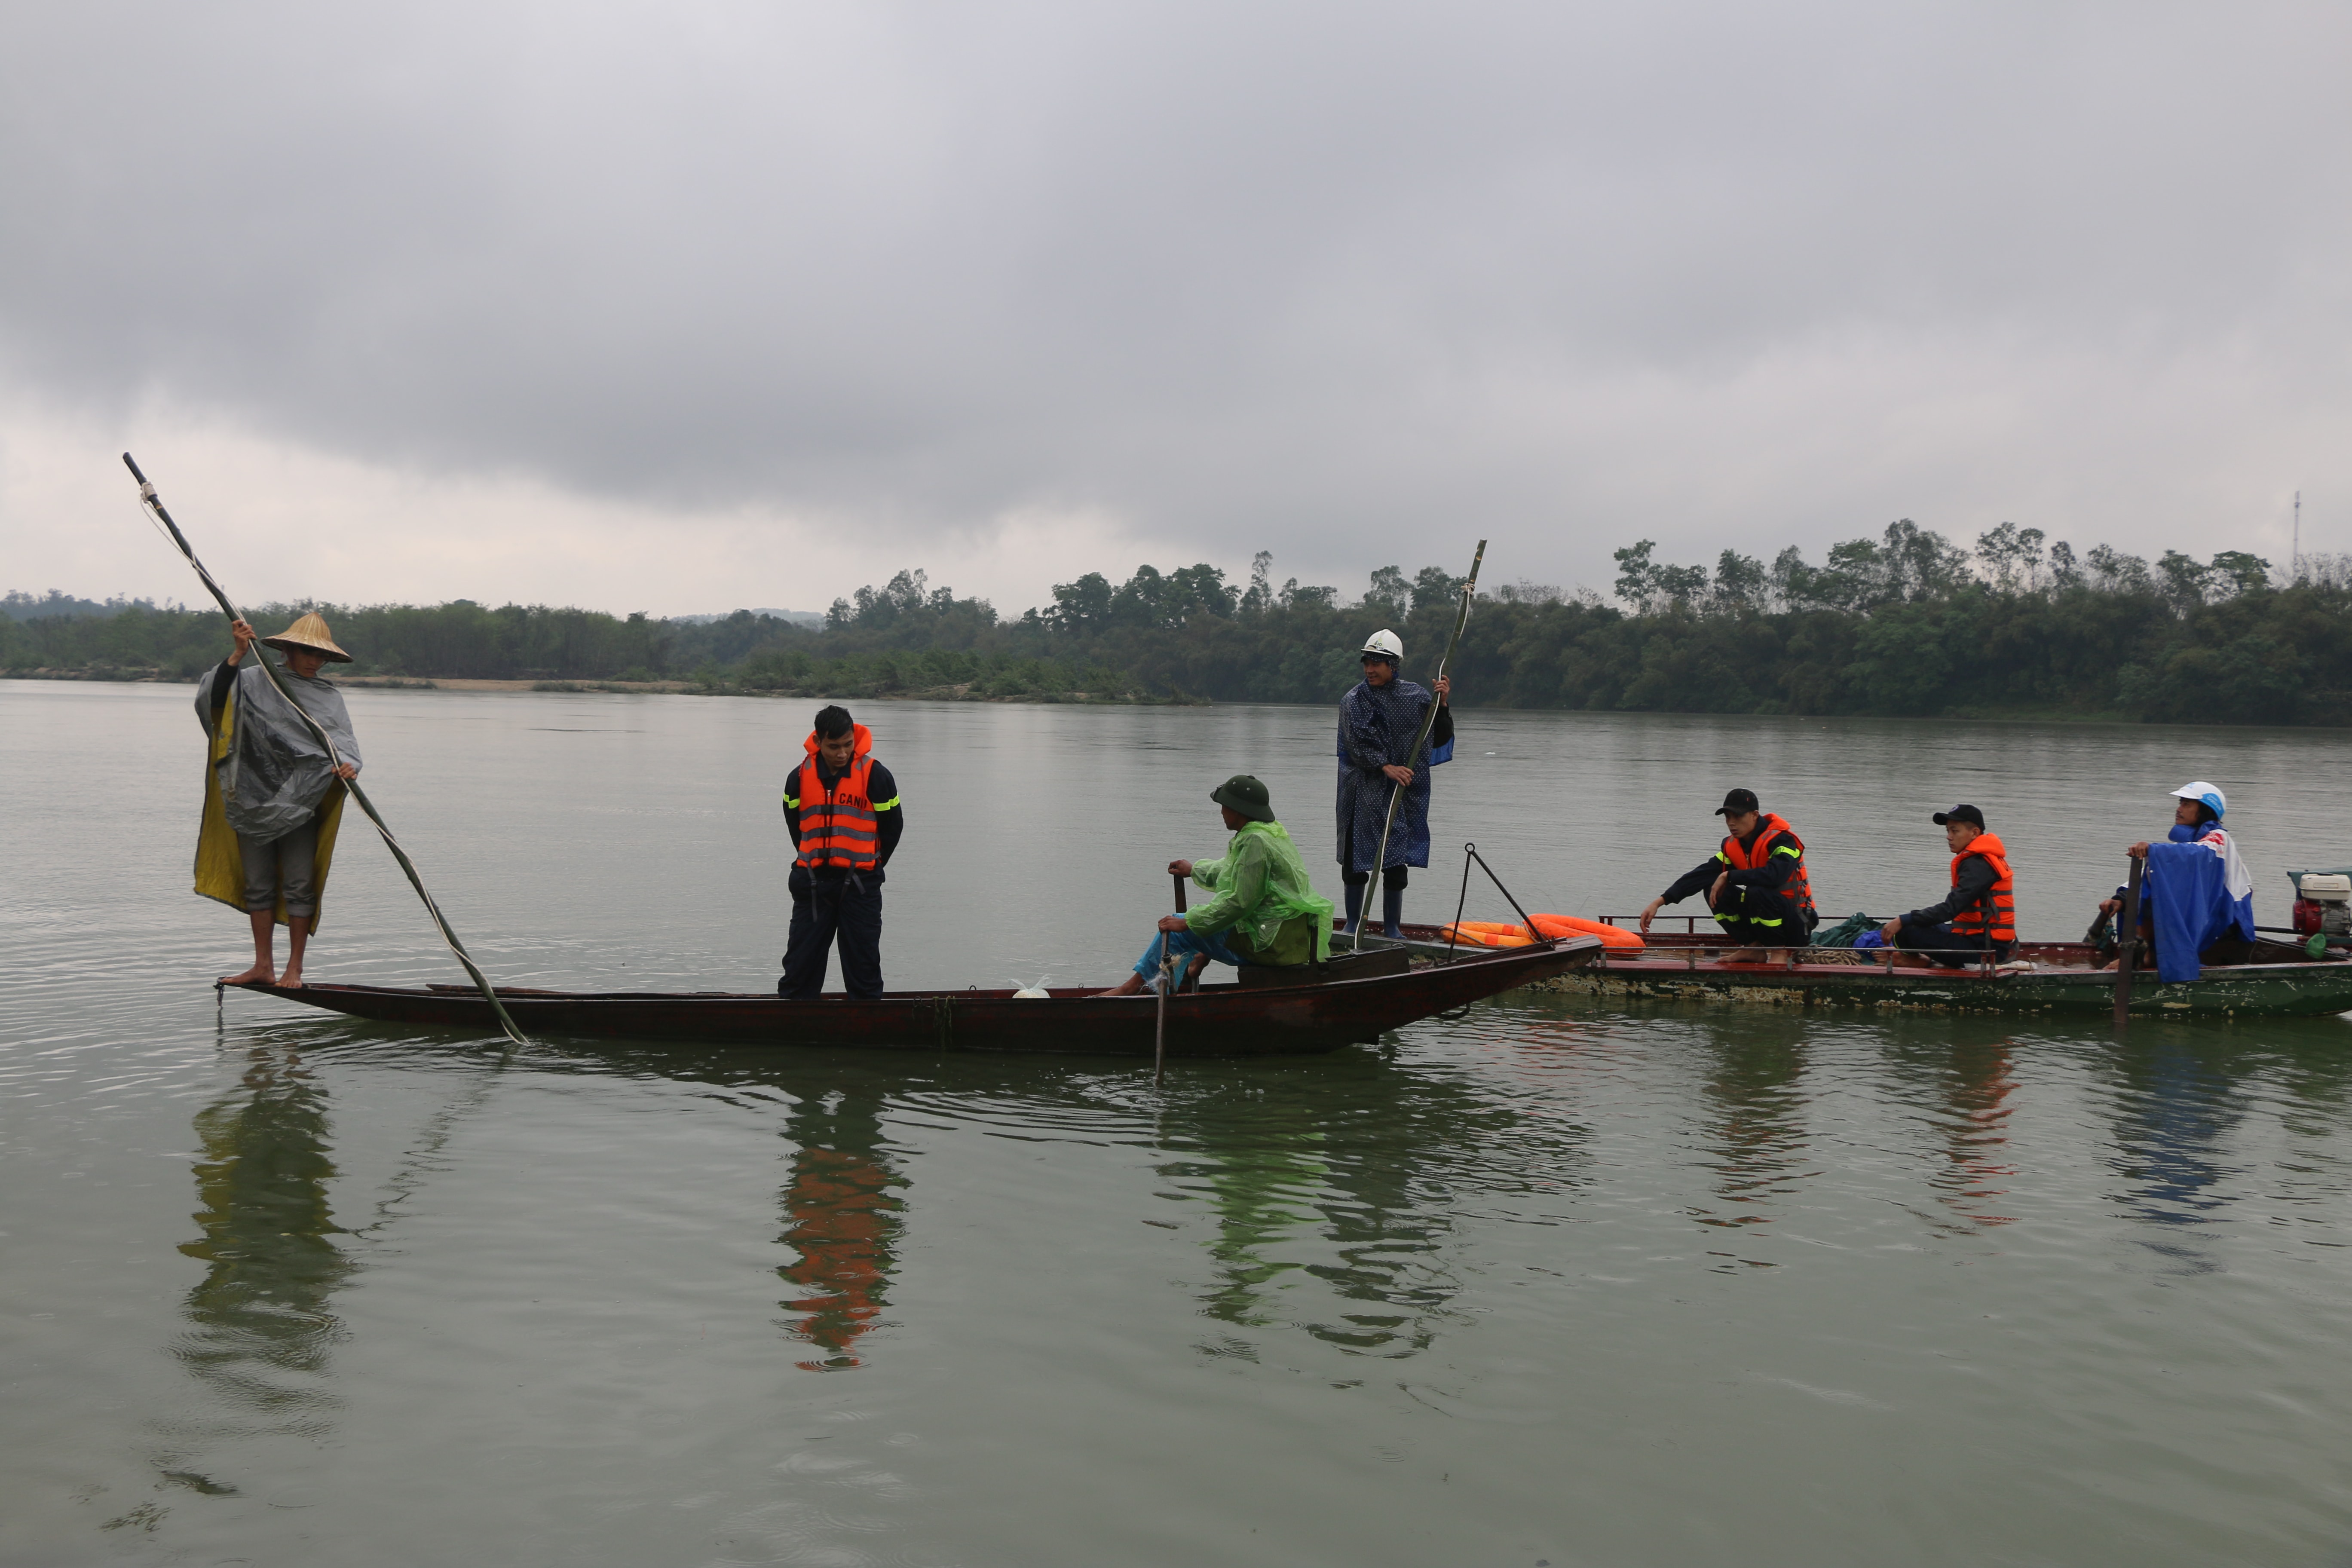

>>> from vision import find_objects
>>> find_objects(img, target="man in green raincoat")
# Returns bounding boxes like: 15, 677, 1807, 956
1098, 775, 1335, 995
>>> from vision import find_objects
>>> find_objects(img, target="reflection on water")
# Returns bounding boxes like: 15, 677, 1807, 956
1155, 1052, 1525, 1358
2105, 1040, 2247, 1273
1161, 1118, 1328, 1347
1686, 1021, 1815, 1252
156, 1042, 355, 1494
1880, 1033, 2022, 1231
1932, 1038, 2019, 1227
775, 1089, 906, 1370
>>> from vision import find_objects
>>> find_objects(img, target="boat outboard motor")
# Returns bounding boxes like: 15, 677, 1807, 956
2294, 873, 2352, 938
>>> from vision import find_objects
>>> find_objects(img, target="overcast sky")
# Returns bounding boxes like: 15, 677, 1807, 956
3, 2, 2346, 618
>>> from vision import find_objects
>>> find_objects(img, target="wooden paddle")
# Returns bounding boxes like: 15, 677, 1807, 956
2113, 856, 2145, 1028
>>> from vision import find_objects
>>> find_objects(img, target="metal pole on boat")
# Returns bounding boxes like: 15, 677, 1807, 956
1349, 539, 1486, 952
123, 453, 527, 1047
2113, 856, 2146, 1028
1155, 871, 1187, 1084
1173, 873, 1188, 967
1154, 950, 1171, 1084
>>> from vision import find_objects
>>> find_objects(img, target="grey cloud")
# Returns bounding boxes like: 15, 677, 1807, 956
3, 1, 2348, 590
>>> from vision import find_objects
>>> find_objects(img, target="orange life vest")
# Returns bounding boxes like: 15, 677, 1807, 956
1718, 812, 1818, 925
1949, 831, 2016, 943
790, 725, 879, 873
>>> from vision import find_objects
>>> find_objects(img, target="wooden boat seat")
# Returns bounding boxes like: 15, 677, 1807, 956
1236, 948, 1412, 989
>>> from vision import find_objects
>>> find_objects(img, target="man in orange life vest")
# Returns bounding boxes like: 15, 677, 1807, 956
1880, 804, 2016, 968
1638, 788, 1819, 960
780, 705, 904, 999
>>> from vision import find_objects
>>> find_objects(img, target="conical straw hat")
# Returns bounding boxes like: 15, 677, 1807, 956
262, 611, 352, 662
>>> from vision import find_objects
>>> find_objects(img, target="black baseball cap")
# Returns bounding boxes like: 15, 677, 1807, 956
1713, 788, 1760, 817
1932, 804, 1985, 828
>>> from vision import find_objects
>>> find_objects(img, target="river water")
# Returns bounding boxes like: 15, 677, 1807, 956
7, 679, 2352, 1566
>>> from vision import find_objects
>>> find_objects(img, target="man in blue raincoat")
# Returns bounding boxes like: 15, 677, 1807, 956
2097, 781, 2257, 981
1336, 629, 1452, 937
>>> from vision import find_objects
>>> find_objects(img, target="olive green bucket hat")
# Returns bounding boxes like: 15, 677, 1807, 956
1210, 774, 1276, 822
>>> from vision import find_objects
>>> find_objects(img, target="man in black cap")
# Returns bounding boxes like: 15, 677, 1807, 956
1638, 788, 1819, 961
779, 704, 904, 999
1879, 805, 2016, 967
1096, 775, 1335, 995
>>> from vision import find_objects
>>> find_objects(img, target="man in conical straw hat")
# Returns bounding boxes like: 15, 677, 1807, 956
193, 610, 363, 987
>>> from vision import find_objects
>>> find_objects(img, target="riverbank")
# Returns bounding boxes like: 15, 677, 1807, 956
0, 667, 2255, 723
1, 667, 1200, 704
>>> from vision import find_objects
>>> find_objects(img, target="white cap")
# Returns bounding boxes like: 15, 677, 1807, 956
2172, 780, 2227, 819
1360, 628, 1403, 662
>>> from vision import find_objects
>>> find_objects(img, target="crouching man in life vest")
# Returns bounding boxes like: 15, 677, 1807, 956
780, 705, 903, 999
1881, 804, 2016, 968
1096, 775, 1334, 995
1638, 788, 1819, 962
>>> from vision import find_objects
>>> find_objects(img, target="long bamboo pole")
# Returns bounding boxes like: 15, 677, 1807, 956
1347, 539, 1486, 951
125, 453, 528, 1046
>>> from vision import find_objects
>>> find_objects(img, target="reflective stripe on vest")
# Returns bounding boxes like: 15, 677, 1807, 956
1949, 832, 2016, 942
1711, 812, 1819, 926
796, 754, 879, 872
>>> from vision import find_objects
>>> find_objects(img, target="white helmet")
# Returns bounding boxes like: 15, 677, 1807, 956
2172, 780, 2226, 819
1360, 628, 1404, 662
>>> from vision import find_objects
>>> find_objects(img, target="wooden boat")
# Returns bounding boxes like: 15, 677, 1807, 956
226, 937, 1603, 1054
1336, 917, 2352, 1018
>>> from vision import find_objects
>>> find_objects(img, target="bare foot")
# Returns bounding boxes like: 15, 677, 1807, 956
220, 964, 275, 986
279, 965, 305, 989
1095, 974, 1147, 997
1720, 948, 1764, 964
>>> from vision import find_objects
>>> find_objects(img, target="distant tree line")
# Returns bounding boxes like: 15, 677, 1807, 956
9, 520, 2352, 723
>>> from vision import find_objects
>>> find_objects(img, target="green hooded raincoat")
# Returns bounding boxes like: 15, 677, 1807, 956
1185, 821, 1334, 966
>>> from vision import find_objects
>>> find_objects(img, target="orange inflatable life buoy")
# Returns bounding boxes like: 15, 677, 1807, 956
1439, 916, 1645, 952
1525, 914, 1645, 952
1436, 922, 1536, 948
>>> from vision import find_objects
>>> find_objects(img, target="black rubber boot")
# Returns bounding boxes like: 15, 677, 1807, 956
1382, 886, 1406, 939
1343, 880, 1364, 934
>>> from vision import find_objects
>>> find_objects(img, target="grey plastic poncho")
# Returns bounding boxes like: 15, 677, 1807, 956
195, 662, 363, 841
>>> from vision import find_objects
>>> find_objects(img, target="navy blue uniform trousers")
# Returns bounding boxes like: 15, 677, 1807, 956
781, 866, 884, 999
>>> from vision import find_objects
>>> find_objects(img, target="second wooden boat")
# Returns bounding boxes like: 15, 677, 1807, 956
1338, 919, 2352, 1018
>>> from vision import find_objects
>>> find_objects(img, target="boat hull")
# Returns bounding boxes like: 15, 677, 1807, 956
227, 938, 1601, 1054
1539, 956, 2352, 1017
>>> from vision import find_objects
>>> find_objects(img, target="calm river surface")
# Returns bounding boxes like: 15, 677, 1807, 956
9, 679, 2352, 1566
